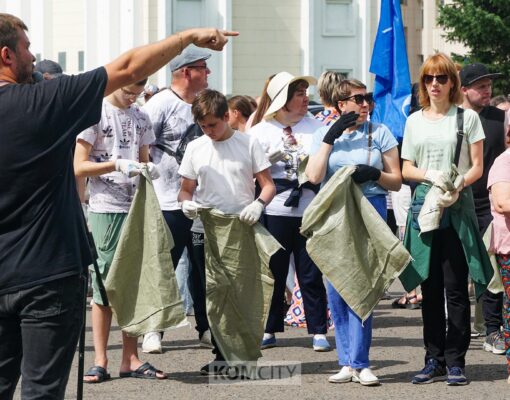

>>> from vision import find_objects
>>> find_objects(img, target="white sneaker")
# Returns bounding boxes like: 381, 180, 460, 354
328, 366, 353, 383
352, 368, 380, 386
199, 329, 214, 349
142, 331, 162, 354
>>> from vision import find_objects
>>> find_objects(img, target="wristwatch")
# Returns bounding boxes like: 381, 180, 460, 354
256, 198, 266, 207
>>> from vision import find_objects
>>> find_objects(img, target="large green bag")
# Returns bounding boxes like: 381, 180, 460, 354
105, 171, 188, 336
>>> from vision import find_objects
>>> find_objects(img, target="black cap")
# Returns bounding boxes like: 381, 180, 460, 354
35, 59, 63, 76
460, 63, 502, 87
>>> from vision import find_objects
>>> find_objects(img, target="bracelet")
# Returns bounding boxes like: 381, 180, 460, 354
177, 32, 183, 55
256, 198, 266, 207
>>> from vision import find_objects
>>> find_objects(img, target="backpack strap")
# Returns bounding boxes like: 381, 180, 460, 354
454, 107, 464, 167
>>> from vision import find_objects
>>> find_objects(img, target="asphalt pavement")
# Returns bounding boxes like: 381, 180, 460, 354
14, 281, 509, 400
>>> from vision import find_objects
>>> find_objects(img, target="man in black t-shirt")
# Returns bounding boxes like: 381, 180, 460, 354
0, 13, 236, 399
460, 62, 506, 356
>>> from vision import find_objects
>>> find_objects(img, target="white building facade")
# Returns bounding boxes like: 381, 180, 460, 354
0, 0, 467, 98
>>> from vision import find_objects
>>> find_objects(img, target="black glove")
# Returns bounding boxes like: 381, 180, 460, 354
322, 111, 359, 145
351, 165, 381, 183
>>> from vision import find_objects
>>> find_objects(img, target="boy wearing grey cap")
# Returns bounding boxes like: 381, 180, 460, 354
142, 46, 213, 353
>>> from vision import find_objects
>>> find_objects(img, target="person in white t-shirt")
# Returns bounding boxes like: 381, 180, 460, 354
142, 47, 213, 352
178, 89, 275, 374
74, 78, 166, 383
248, 71, 331, 352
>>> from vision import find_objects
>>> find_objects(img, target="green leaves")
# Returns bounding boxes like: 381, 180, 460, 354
437, 0, 510, 95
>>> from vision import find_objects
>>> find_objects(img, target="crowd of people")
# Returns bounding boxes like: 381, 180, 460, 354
2, 11, 510, 399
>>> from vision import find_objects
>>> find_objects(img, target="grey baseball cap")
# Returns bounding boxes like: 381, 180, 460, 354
168, 46, 211, 72
35, 59, 63, 76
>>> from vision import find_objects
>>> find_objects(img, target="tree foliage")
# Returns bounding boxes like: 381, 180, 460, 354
437, 0, 510, 95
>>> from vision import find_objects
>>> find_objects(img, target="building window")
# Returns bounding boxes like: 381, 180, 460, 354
322, 0, 355, 37
323, 67, 351, 79
172, 0, 204, 32
58, 52, 66, 71
78, 51, 84, 72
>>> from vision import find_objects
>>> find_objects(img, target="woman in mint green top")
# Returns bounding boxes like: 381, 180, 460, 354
401, 53, 490, 386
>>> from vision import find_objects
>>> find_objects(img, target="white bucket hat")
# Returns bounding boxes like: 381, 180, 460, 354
263, 71, 317, 120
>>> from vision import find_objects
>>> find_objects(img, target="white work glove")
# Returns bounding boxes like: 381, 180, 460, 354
115, 159, 143, 178
437, 190, 459, 208
146, 162, 160, 180
181, 200, 201, 220
267, 149, 285, 165
424, 169, 448, 191
239, 200, 264, 225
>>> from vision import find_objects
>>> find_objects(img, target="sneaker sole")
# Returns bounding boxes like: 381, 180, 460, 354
447, 380, 468, 386
328, 376, 352, 383
313, 346, 331, 352
352, 376, 380, 386
412, 376, 446, 384
142, 347, 163, 354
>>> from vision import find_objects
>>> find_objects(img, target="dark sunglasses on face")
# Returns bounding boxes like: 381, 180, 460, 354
341, 93, 373, 106
423, 74, 449, 85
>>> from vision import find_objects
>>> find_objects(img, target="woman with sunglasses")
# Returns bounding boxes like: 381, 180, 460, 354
306, 79, 401, 386
400, 53, 492, 386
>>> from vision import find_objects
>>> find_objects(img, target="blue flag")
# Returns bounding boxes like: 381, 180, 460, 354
369, 0, 411, 142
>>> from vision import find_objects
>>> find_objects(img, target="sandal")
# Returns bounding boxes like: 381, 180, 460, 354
392, 294, 421, 310
119, 362, 167, 380
84, 365, 111, 384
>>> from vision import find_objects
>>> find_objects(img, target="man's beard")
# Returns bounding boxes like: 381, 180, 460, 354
16, 64, 34, 84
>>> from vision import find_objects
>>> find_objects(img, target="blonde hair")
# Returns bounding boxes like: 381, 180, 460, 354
317, 71, 344, 107
418, 53, 462, 108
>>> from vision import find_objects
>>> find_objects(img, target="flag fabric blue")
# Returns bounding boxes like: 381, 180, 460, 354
369, 0, 411, 142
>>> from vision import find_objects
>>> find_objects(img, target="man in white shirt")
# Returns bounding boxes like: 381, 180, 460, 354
142, 47, 212, 352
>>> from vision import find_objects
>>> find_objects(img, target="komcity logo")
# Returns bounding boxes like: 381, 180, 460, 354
207, 361, 302, 385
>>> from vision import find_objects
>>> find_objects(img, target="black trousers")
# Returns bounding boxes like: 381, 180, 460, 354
0, 275, 85, 400
421, 227, 471, 368
263, 214, 328, 334
476, 210, 503, 335
188, 231, 225, 360
163, 210, 209, 334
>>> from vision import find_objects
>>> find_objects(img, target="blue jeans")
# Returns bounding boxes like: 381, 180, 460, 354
0, 275, 85, 399
328, 195, 386, 369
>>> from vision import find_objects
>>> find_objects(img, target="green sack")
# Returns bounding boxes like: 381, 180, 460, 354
301, 166, 411, 322
105, 170, 188, 336
200, 209, 280, 367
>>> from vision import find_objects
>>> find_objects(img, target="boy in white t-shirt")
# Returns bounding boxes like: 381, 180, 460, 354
74, 78, 165, 383
178, 89, 275, 374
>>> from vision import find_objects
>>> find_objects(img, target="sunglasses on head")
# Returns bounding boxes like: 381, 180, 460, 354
341, 93, 373, 106
423, 74, 449, 85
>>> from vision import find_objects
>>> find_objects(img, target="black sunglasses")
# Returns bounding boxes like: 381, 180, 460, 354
423, 74, 449, 85
341, 93, 373, 106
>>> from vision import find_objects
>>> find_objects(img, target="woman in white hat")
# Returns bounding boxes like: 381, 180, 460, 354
248, 72, 331, 351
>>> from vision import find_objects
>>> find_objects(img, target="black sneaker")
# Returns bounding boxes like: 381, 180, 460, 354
446, 366, 468, 386
200, 361, 228, 376
412, 359, 447, 384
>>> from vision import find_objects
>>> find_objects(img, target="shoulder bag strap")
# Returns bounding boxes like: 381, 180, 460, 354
367, 122, 373, 165
454, 107, 464, 167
